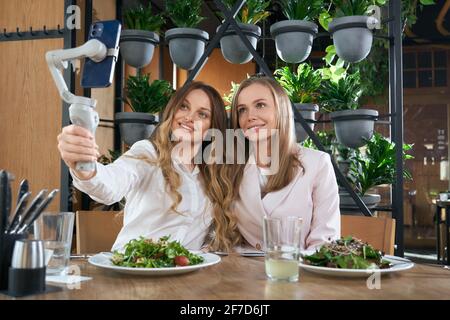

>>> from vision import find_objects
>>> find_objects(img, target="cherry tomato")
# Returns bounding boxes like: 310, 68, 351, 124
174, 255, 190, 266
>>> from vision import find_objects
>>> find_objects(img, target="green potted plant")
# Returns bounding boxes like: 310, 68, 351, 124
115, 74, 174, 146
218, 0, 270, 64
327, 0, 387, 63
340, 133, 413, 208
120, 4, 164, 68
270, 0, 323, 63
164, 0, 208, 70
318, 70, 378, 148
274, 63, 321, 142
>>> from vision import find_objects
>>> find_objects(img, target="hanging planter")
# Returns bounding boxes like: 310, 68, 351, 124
218, 23, 261, 64
328, 16, 377, 63
330, 109, 378, 149
120, 4, 164, 68
270, 20, 318, 64
339, 191, 381, 209
117, 74, 174, 146
164, 0, 208, 70
165, 28, 209, 70
115, 112, 158, 146
120, 30, 159, 68
294, 103, 319, 142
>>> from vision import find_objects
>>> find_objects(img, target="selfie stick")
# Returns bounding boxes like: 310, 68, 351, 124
46, 40, 119, 171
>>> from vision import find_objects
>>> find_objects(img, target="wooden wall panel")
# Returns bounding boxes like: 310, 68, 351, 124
194, 48, 256, 96
0, 0, 64, 32
0, 39, 64, 210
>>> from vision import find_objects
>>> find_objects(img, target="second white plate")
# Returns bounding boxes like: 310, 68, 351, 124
299, 255, 414, 278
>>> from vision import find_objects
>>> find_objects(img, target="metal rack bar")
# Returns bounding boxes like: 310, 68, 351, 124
389, 0, 405, 257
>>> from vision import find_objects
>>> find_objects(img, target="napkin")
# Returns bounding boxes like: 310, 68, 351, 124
46, 274, 92, 285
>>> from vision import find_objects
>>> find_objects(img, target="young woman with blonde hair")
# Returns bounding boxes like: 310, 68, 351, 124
57, 81, 239, 252
225, 75, 340, 251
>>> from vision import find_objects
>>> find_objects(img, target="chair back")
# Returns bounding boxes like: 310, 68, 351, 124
341, 215, 396, 255
75, 211, 123, 254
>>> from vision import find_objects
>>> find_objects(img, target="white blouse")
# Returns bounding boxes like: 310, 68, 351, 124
71, 140, 213, 252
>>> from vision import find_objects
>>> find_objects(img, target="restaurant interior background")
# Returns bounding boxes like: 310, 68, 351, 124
0, 0, 449, 263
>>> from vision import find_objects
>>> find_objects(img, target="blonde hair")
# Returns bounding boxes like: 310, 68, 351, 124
130, 81, 241, 252
227, 75, 302, 200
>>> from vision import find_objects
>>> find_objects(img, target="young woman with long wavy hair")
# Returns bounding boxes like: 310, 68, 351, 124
225, 75, 340, 252
57, 81, 239, 252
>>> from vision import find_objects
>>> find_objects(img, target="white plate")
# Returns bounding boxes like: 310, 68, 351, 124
88, 251, 221, 276
299, 255, 414, 278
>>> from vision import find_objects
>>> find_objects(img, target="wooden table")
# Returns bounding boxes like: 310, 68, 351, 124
1, 255, 450, 300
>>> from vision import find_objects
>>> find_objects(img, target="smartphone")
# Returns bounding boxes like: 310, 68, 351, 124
81, 20, 121, 88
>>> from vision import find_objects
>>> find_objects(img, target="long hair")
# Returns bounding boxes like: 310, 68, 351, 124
131, 81, 241, 252
227, 76, 302, 201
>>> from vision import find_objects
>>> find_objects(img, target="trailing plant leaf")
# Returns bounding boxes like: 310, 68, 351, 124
219, 0, 271, 24
165, 0, 206, 28
123, 4, 165, 32
318, 71, 363, 113
223, 81, 241, 110
123, 74, 175, 114
347, 133, 414, 195
319, 11, 333, 30
274, 64, 322, 103
278, 0, 324, 21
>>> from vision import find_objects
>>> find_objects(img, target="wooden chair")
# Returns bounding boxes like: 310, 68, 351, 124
75, 211, 123, 254
341, 215, 396, 255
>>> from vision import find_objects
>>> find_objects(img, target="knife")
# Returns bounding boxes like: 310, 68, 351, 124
17, 189, 59, 234
16, 179, 28, 206
6, 191, 31, 234
11, 189, 47, 234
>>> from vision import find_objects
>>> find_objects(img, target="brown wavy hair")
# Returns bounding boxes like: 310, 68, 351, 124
131, 81, 241, 252
226, 75, 302, 201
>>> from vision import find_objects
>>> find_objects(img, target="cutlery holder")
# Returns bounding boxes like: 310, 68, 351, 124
0, 233, 27, 290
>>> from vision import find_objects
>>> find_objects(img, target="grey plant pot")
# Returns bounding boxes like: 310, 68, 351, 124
339, 191, 381, 209
270, 20, 318, 64
218, 23, 261, 64
119, 30, 159, 68
328, 16, 377, 63
165, 28, 209, 70
115, 112, 158, 146
330, 109, 378, 149
294, 103, 319, 142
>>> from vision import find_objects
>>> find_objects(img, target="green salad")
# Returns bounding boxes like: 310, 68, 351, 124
111, 236, 204, 268
302, 236, 391, 269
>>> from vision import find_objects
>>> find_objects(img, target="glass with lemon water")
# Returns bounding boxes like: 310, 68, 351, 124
263, 216, 303, 282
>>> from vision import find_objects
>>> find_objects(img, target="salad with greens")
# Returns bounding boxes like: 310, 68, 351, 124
111, 236, 204, 268
301, 236, 391, 269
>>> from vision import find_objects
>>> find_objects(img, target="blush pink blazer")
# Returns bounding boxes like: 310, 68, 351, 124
234, 147, 341, 251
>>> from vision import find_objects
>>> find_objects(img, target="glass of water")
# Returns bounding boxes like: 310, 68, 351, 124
33, 212, 75, 275
263, 216, 303, 282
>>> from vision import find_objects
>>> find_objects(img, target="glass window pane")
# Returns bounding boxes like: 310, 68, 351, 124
404, 52, 416, 69
434, 51, 447, 68
418, 70, 432, 87
404, 71, 417, 88
418, 52, 432, 68
435, 70, 447, 87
